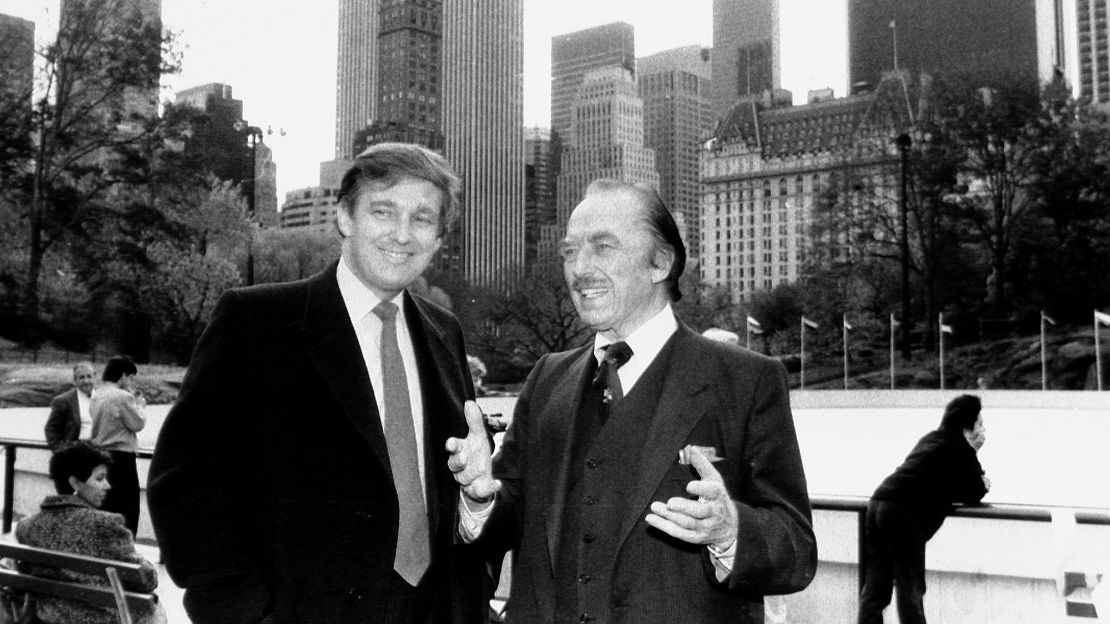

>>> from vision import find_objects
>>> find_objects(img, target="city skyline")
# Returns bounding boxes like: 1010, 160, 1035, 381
0, 0, 847, 200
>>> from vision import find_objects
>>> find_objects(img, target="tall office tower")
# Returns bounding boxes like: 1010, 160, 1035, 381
0, 14, 34, 107
59, 0, 163, 127
335, 0, 379, 159
848, 0, 1057, 90
711, 0, 780, 120
638, 46, 714, 259
1078, 0, 1110, 106
524, 127, 557, 269
550, 22, 636, 144
555, 67, 660, 232
441, 0, 524, 288
376, 0, 444, 150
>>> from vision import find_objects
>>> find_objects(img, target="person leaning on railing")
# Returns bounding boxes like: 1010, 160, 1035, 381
856, 394, 990, 624
13, 441, 165, 624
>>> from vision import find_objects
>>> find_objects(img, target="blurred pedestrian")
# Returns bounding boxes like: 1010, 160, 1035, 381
857, 394, 990, 624
44, 362, 96, 450
89, 356, 146, 535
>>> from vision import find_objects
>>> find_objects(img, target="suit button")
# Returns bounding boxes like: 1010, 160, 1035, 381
584, 495, 598, 505
582, 533, 595, 544
346, 587, 363, 602
579, 614, 595, 623
355, 510, 374, 521
586, 458, 599, 469
578, 573, 592, 584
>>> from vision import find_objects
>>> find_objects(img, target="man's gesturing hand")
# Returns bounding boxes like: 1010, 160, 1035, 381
644, 446, 739, 549
445, 401, 502, 504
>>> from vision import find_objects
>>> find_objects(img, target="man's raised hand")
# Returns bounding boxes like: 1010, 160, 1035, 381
445, 400, 502, 504
645, 445, 739, 549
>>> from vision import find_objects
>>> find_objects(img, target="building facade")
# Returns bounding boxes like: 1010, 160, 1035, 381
441, 0, 524, 288
550, 22, 636, 144
711, 0, 780, 120
376, 0, 444, 150
335, 0, 379, 159
1078, 0, 1110, 106
700, 86, 900, 302
638, 45, 715, 259
555, 67, 660, 234
280, 186, 342, 232
848, 0, 1058, 90
0, 14, 34, 108
525, 127, 557, 269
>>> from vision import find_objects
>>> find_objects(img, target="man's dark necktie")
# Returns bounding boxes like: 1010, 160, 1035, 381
372, 301, 430, 586
593, 341, 633, 414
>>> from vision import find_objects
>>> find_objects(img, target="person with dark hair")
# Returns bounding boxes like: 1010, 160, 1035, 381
447, 179, 816, 624
15, 441, 164, 624
89, 355, 145, 535
148, 142, 491, 624
857, 394, 990, 624
44, 362, 96, 451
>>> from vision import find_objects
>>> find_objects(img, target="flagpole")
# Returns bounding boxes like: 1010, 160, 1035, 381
800, 318, 806, 390
890, 20, 899, 72
1041, 310, 1047, 391
746, 324, 751, 350
1098, 310, 1104, 392
890, 312, 896, 390
843, 315, 849, 390
938, 312, 945, 390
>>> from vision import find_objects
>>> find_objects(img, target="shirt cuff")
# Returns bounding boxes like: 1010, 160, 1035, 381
707, 539, 737, 581
457, 492, 495, 543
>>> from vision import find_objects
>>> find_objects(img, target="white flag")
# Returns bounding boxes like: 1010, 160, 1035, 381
940, 323, 954, 334
1042, 311, 1057, 326
1096, 310, 1110, 326
746, 315, 762, 330
802, 316, 818, 329
843, 316, 852, 331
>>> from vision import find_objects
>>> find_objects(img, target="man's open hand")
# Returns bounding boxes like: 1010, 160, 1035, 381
645, 446, 739, 549
445, 401, 502, 504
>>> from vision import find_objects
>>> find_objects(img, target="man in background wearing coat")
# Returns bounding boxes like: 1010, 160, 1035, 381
448, 179, 816, 624
44, 362, 96, 450
149, 143, 491, 624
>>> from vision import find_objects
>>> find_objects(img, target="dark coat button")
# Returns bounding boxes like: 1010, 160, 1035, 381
578, 573, 592, 583
346, 587, 363, 602
582, 533, 595, 544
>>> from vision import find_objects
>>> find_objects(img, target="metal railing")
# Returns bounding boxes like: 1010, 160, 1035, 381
812, 494, 1110, 590
0, 438, 154, 534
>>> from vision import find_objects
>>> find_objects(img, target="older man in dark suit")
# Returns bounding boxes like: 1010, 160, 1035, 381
148, 143, 490, 624
44, 362, 96, 450
447, 179, 816, 624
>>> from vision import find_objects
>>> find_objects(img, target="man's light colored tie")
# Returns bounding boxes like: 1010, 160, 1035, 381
372, 300, 430, 586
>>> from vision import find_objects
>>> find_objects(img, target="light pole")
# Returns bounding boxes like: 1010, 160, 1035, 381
895, 132, 912, 361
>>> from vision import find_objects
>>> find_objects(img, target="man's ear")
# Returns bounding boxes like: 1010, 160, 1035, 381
336, 206, 352, 238
650, 247, 674, 284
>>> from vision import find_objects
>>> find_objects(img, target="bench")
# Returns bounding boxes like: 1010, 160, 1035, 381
0, 542, 158, 624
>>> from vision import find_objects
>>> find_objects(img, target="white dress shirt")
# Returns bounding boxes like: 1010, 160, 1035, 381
336, 258, 428, 501
77, 389, 92, 439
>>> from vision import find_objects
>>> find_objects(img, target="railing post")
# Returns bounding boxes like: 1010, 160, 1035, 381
3, 444, 15, 534
857, 507, 867, 593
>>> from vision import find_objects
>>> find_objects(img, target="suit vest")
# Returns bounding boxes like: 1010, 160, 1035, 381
554, 338, 676, 624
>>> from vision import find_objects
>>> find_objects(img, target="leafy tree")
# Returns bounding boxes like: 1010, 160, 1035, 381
2, 0, 181, 346
253, 228, 340, 285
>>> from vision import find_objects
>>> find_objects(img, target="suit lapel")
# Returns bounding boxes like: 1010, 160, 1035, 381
302, 264, 394, 482
616, 327, 711, 549
544, 346, 597, 571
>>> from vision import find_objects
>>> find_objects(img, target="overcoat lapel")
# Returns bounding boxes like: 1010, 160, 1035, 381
616, 327, 711, 550
544, 346, 598, 571
302, 265, 394, 482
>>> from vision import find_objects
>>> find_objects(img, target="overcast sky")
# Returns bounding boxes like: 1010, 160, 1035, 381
0, 0, 847, 199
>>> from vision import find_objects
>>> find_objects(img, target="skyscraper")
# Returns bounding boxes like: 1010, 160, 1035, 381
711, 0, 780, 119
376, 0, 444, 149
0, 13, 34, 107
441, 0, 524, 288
525, 127, 557, 269
638, 46, 714, 259
550, 22, 636, 144
555, 67, 659, 230
848, 0, 1047, 90
1078, 0, 1110, 106
335, 0, 379, 159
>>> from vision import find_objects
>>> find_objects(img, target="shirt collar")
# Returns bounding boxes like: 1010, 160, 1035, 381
593, 303, 678, 364
336, 257, 406, 325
